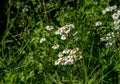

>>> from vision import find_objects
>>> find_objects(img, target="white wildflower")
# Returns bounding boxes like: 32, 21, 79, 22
62, 49, 71, 54
55, 28, 63, 35
112, 13, 119, 20
100, 37, 106, 41
111, 5, 117, 10
70, 48, 77, 54
117, 10, 120, 15
113, 19, 120, 25
95, 21, 102, 26
102, 10, 107, 15
69, 24, 75, 29
58, 52, 63, 58
63, 26, 71, 34
46, 26, 54, 31
52, 44, 60, 49
105, 42, 113, 47
64, 58, 74, 65
39, 38, 46, 43
105, 6, 112, 12
114, 26, 120, 30
61, 34, 67, 40
55, 60, 61, 65
60, 57, 68, 65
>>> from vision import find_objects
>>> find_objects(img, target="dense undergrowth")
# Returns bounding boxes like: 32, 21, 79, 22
0, 0, 120, 84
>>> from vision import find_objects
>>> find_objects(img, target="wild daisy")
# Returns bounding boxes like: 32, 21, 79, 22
62, 49, 71, 54
117, 10, 120, 15
46, 26, 54, 31
112, 13, 119, 20
52, 44, 60, 49
95, 21, 102, 26
55, 28, 63, 35
39, 38, 46, 43
102, 10, 107, 15
63, 26, 71, 34
58, 52, 63, 58
61, 34, 67, 40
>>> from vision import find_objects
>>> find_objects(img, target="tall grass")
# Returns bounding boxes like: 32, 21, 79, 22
0, 0, 120, 84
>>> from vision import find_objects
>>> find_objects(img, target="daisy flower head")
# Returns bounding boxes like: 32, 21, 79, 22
55, 59, 61, 65
69, 24, 75, 29
39, 38, 46, 43
58, 52, 63, 58
102, 9, 107, 15
46, 26, 54, 31
70, 48, 77, 54
111, 5, 117, 10
55, 28, 63, 35
114, 26, 120, 30
61, 34, 67, 40
95, 21, 102, 26
62, 49, 71, 54
60, 57, 68, 65
117, 10, 120, 15
112, 13, 119, 20
62, 26, 71, 34
64, 58, 74, 65
105, 6, 112, 12
52, 44, 60, 50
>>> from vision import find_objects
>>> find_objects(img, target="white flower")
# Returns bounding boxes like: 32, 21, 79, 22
52, 44, 60, 49
39, 38, 46, 43
64, 58, 74, 65
114, 26, 120, 30
95, 21, 102, 26
70, 48, 77, 54
105, 6, 112, 12
46, 26, 54, 31
112, 13, 119, 20
105, 42, 113, 47
102, 10, 107, 15
100, 37, 106, 41
58, 52, 63, 58
117, 10, 120, 15
113, 19, 120, 25
55, 28, 63, 35
60, 57, 68, 65
61, 34, 67, 40
111, 5, 117, 10
63, 26, 71, 34
69, 24, 75, 29
55, 60, 61, 65
62, 49, 71, 54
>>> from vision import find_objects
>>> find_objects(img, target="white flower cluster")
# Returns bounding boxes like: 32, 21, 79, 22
102, 5, 117, 15
100, 32, 115, 47
55, 47, 82, 65
55, 24, 75, 40
100, 5, 120, 48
